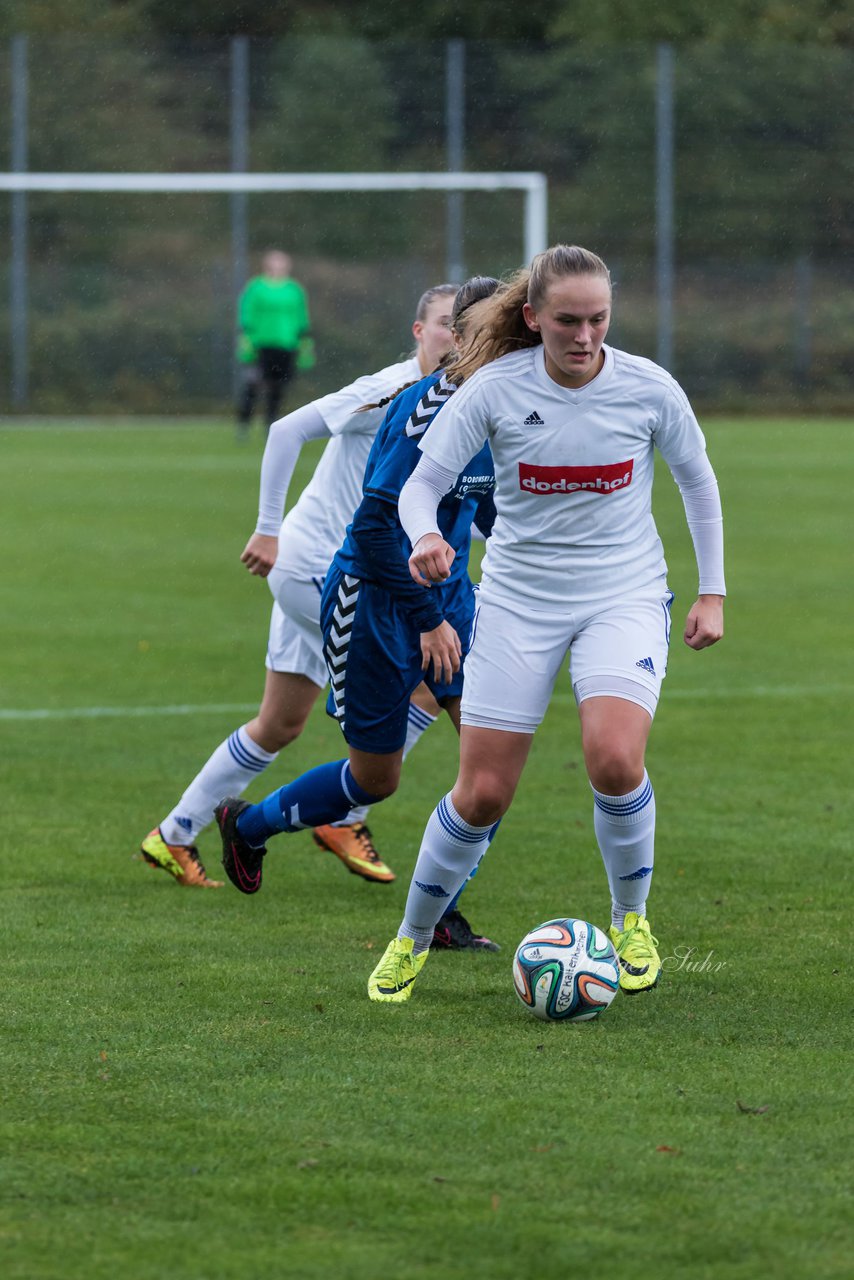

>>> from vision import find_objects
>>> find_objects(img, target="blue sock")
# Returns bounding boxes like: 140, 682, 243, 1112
442, 819, 501, 918
236, 760, 382, 847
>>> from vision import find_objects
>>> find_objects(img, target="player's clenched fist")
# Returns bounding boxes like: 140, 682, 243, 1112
683, 595, 725, 650
240, 532, 279, 577
409, 532, 456, 587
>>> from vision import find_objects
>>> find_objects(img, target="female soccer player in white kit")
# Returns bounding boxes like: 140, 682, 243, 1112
368, 245, 726, 1003
139, 285, 457, 890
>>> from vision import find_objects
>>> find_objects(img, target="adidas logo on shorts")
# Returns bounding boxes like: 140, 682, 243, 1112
523, 410, 545, 425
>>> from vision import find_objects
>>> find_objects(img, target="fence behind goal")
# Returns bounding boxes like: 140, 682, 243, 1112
0, 35, 851, 414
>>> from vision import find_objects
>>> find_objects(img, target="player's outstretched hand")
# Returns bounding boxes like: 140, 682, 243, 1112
409, 533, 456, 587
240, 533, 279, 578
421, 621, 462, 684
684, 595, 725, 650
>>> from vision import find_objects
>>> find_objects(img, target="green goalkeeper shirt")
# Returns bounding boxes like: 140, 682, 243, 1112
238, 276, 310, 354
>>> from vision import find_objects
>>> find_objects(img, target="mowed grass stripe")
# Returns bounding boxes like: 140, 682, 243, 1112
0, 703, 259, 721
2, 680, 853, 720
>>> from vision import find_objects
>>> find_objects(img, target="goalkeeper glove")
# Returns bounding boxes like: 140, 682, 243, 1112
296, 336, 316, 372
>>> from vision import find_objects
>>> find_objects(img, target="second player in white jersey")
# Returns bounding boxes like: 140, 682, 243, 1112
139, 285, 458, 891
255, 354, 423, 580
257, 354, 423, 688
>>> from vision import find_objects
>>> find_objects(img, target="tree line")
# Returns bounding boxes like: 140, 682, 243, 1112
1, 7, 851, 410
2, 0, 852, 45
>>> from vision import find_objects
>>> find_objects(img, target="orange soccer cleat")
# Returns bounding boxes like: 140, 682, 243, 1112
312, 822, 395, 883
138, 827, 223, 888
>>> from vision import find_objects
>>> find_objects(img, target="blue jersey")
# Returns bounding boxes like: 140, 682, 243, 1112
331, 373, 495, 632
319, 373, 496, 753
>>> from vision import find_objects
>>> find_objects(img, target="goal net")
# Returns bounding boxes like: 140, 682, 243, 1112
1, 171, 547, 414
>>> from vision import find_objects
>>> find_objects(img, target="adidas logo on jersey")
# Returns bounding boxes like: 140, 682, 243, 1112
523, 410, 545, 425
636, 656, 656, 675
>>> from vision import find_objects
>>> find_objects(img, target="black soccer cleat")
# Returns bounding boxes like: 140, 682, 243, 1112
431, 908, 500, 952
215, 797, 267, 895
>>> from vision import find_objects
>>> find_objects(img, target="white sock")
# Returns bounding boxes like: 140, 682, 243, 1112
159, 725, 278, 846
328, 702, 438, 830
398, 793, 493, 953
328, 804, 369, 828
591, 771, 656, 931
403, 702, 438, 757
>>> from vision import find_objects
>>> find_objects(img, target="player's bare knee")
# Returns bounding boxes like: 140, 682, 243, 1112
371, 778, 400, 801
246, 712, 307, 754
453, 775, 508, 826
275, 712, 312, 747
586, 746, 644, 796
350, 762, 400, 801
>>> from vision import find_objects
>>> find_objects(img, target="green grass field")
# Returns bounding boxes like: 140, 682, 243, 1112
1, 418, 851, 1279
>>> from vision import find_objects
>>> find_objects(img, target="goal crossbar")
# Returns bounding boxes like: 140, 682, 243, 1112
0, 170, 549, 262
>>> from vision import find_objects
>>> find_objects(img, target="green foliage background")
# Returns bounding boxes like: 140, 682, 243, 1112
0, 4, 852, 412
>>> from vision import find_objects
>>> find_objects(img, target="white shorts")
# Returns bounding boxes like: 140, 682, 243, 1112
264, 567, 328, 687
460, 586, 674, 733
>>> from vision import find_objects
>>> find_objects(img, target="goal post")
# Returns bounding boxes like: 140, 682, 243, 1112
2, 170, 548, 408
0, 171, 549, 264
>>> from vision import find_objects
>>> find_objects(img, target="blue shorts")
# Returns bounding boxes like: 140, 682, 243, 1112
320, 565, 474, 754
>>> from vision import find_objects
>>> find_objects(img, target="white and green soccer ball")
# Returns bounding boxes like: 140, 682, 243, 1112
513, 918, 620, 1022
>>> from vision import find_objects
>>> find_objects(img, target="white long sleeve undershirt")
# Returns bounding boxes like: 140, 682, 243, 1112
398, 453, 456, 546
254, 404, 331, 537
399, 449, 726, 597
667, 451, 726, 596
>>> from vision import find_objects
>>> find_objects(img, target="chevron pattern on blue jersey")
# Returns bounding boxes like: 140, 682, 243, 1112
324, 574, 360, 729
404, 374, 456, 438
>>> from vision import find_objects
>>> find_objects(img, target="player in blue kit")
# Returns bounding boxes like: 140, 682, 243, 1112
214, 277, 504, 949
321, 375, 494, 758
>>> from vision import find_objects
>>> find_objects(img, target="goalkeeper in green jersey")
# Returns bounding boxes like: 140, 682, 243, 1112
236, 249, 315, 435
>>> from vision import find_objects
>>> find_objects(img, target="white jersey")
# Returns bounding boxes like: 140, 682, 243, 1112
418, 344, 707, 607
278, 356, 422, 577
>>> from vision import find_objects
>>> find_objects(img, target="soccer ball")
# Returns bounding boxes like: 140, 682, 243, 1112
512, 918, 620, 1022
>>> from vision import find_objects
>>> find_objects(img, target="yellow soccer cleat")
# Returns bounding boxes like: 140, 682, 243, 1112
313, 822, 395, 883
368, 936, 429, 1003
138, 828, 224, 889
608, 912, 661, 994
